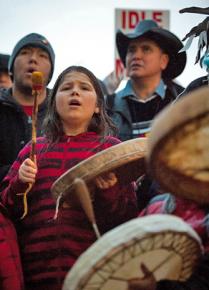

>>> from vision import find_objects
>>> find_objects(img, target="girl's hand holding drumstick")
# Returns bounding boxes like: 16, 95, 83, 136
19, 158, 37, 184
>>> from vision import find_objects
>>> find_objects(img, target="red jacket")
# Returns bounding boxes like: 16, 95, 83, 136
0, 203, 24, 290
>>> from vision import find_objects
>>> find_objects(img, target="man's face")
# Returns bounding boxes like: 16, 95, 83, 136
12, 46, 51, 90
0, 71, 12, 89
126, 37, 169, 80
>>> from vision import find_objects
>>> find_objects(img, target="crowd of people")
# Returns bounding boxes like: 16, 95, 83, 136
0, 6, 209, 290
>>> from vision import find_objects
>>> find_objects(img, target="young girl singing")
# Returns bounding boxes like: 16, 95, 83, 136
0, 66, 137, 290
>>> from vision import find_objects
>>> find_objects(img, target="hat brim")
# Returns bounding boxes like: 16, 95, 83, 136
116, 28, 186, 80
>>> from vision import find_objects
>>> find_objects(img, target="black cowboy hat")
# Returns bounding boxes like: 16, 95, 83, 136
116, 19, 187, 80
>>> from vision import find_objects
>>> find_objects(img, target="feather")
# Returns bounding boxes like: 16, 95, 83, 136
179, 7, 209, 64
179, 7, 209, 15
179, 35, 195, 52
182, 18, 209, 41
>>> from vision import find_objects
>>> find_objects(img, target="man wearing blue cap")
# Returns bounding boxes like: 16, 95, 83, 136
0, 33, 55, 182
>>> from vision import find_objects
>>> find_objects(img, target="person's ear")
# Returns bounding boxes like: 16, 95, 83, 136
94, 107, 100, 113
161, 53, 169, 70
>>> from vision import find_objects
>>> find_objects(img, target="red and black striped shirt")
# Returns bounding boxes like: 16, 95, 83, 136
1, 132, 137, 290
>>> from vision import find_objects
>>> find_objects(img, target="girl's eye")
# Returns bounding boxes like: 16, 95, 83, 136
81, 86, 90, 91
61, 86, 70, 91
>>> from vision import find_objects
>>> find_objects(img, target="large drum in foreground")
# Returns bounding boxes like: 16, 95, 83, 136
51, 138, 147, 204
62, 214, 202, 290
147, 87, 209, 204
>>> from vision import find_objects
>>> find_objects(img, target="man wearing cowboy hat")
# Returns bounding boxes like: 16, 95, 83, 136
106, 19, 186, 211
107, 19, 186, 142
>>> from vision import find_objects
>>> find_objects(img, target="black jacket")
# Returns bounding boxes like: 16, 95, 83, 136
177, 75, 208, 100
0, 88, 50, 181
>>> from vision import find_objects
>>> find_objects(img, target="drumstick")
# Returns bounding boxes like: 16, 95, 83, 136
30, 71, 44, 161
20, 71, 44, 219
73, 178, 101, 239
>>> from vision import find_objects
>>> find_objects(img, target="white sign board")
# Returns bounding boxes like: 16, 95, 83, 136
115, 9, 170, 77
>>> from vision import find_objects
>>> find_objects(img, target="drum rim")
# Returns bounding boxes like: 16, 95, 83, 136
51, 137, 147, 199
146, 87, 209, 204
63, 214, 202, 290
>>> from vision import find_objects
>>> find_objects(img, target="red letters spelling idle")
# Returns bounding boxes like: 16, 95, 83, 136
121, 10, 163, 29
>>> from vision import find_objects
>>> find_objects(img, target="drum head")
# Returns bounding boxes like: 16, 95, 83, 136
147, 87, 209, 204
62, 214, 202, 290
51, 138, 147, 203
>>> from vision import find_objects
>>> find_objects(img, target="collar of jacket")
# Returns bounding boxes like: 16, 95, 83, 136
117, 79, 166, 100
0, 87, 51, 112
